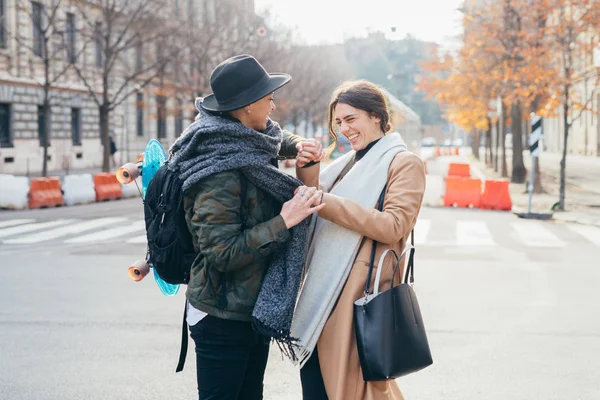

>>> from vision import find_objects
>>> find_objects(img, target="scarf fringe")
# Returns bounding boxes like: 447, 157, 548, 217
252, 318, 301, 363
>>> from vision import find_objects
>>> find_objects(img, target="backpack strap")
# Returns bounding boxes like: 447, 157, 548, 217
176, 300, 188, 373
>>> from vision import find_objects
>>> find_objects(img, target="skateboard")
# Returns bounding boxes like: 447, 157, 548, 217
116, 139, 180, 296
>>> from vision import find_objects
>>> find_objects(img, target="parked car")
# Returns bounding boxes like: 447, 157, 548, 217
419, 137, 437, 147
330, 135, 352, 159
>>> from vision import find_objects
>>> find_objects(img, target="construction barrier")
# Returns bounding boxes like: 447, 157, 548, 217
444, 176, 482, 208
93, 173, 123, 202
28, 177, 64, 209
0, 174, 29, 209
62, 174, 97, 206
433, 147, 461, 157
447, 163, 471, 178
481, 179, 512, 211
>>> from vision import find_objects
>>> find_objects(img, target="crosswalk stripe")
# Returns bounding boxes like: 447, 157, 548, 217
0, 220, 75, 239
414, 219, 430, 245
126, 235, 147, 244
566, 224, 600, 247
457, 220, 495, 246
64, 220, 146, 244
0, 219, 36, 229
3, 218, 128, 244
511, 221, 566, 247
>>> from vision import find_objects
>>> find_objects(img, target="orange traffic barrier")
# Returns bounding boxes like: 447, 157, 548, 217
454, 147, 460, 155
28, 177, 64, 209
93, 173, 123, 202
447, 163, 470, 177
444, 176, 482, 208
481, 179, 512, 211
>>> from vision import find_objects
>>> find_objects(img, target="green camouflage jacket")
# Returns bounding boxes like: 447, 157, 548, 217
183, 131, 302, 321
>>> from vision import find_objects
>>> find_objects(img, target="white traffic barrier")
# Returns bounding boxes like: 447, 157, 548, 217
0, 174, 29, 209
62, 174, 96, 206
121, 177, 142, 198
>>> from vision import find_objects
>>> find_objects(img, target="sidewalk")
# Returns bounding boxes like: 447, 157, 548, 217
466, 152, 600, 227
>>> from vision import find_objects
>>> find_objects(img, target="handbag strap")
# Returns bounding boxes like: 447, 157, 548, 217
403, 228, 416, 285
364, 187, 386, 296
364, 186, 416, 296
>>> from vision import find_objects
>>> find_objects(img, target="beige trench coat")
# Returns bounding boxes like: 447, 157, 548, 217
315, 151, 426, 400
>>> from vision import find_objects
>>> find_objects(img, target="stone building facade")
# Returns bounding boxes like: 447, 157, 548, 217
0, 0, 256, 175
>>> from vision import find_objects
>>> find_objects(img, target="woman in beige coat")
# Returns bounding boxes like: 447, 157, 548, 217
291, 80, 426, 400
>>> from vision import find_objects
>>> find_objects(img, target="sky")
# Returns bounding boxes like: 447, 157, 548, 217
254, 0, 464, 49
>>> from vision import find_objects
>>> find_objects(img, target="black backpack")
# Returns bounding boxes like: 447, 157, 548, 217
143, 161, 196, 285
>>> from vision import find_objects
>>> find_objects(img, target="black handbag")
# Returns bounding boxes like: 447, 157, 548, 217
353, 188, 433, 381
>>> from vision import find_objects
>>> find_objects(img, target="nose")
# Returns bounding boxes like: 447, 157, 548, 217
270, 100, 276, 112
340, 121, 350, 135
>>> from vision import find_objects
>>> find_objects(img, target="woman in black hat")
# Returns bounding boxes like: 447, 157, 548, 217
169, 54, 324, 400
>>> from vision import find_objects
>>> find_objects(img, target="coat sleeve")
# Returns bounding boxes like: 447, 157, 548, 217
186, 170, 291, 272
316, 152, 426, 244
279, 130, 303, 159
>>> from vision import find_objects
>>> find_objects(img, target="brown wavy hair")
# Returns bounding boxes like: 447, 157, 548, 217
327, 80, 392, 157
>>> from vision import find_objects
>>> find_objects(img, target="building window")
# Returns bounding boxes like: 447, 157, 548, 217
0, 0, 6, 49
94, 22, 103, 67
71, 108, 81, 145
32, 2, 45, 57
66, 12, 76, 64
136, 92, 144, 137
174, 98, 183, 136
37, 105, 50, 146
0, 103, 11, 147
156, 95, 167, 139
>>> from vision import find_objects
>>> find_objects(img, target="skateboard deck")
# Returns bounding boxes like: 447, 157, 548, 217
120, 139, 180, 296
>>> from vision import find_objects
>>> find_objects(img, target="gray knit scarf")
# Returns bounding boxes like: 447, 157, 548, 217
168, 100, 308, 357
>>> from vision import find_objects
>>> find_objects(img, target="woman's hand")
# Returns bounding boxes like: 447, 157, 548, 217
280, 186, 325, 229
296, 139, 325, 168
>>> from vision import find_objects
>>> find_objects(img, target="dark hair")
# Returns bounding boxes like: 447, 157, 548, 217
327, 80, 392, 156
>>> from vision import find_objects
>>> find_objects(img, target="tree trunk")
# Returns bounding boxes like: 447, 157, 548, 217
559, 89, 569, 211
501, 104, 508, 178
101, 102, 111, 172
487, 122, 493, 167
41, 99, 50, 177
42, 48, 50, 177
511, 103, 526, 183
472, 130, 480, 159
495, 116, 500, 172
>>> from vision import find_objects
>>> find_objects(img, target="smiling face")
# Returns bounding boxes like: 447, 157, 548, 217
246, 93, 276, 131
334, 103, 384, 151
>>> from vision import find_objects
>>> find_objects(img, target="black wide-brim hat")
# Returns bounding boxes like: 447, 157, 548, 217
200, 54, 291, 112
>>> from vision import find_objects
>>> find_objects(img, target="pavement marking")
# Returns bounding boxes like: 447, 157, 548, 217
64, 220, 145, 244
457, 220, 495, 246
0, 219, 36, 229
0, 220, 75, 239
511, 221, 567, 247
566, 224, 600, 247
126, 235, 147, 244
3, 218, 128, 244
414, 219, 431, 245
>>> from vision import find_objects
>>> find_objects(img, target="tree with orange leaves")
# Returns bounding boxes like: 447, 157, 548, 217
542, 0, 600, 210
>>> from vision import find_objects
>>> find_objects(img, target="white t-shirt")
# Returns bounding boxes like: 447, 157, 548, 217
186, 302, 208, 326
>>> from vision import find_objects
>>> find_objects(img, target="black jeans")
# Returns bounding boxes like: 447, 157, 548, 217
300, 348, 328, 400
189, 315, 270, 400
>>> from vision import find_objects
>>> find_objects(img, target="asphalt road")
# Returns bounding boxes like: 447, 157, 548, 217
1, 183, 599, 399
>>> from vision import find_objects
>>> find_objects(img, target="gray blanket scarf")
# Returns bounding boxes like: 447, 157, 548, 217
169, 103, 308, 356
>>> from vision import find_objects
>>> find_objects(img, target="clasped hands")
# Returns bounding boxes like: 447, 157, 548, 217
295, 139, 325, 168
